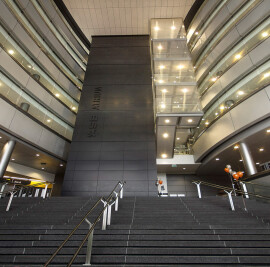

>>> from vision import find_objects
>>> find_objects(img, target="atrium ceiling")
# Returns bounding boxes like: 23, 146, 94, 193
63, 0, 195, 40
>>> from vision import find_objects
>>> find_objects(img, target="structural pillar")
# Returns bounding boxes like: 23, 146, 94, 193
0, 140, 16, 178
239, 142, 257, 176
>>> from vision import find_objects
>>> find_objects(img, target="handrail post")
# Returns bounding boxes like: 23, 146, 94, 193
83, 219, 93, 266
6, 191, 15, 211
0, 183, 8, 198
240, 182, 249, 199
114, 191, 119, 211
224, 190, 235, 211
42, 184, 48, 199
120, 183, 123, 199
193, 182, 202, 198
101, 199, 108, 230
107, 204, 112, 226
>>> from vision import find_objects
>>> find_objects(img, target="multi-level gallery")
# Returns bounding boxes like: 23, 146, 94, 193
0, 0, 270, 265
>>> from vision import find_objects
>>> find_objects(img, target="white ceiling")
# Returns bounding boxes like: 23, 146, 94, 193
63, 0, 195, 40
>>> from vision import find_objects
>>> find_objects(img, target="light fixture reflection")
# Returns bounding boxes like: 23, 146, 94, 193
235, 54, 241, 60
161, 154, 167, 158
264, 73, 270, 78
187, 119, 193, 123
262, 32, 268, 37
177, 65, 184, 69
165, 119, 170, 123
157, 44, 163, 50
8, 50, 14, 55
182, 88, 188, 93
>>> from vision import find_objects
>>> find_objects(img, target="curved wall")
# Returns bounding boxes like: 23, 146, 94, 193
187, 0, 270, 162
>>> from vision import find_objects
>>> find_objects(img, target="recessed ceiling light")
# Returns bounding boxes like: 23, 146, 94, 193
42, 167, 45, 170
237, 91, 244, 95
235, 54, 241, 60
165, 119, 170, 123
72, 107, 76, 110
160, 103, 166, 108
158, 80, 164, 83
205, 121, 209, 125
211, 77, 217, 82
163, 133, 169, 138
256, 162, 260, 165
267, 129, 270, 133
234, 145, 239, 149
157, 44, 163, 50
161, 154, 167, 158
36, 154, 40, 157
195, 32, 198, 35
264, 73, 270, 78
220, 105, 225, 110
177, 137, 180, 140
161, 89, 167, 93
47, 119, 51, 123
182, 88, 188, 93
154, 26, 159, 31
159, 65, 165, 69
8, 50, 14, 55
177, 65, 184, 69
262, 32, 268, 37
259, 148, 264, 151
11, 158, 15, 161
215, 112, 219, 116
171, 25, 176, 30
55, 93, 60, 97
183, 167, 186, 170
187, 119, 193, 123
60, 164, 63, 167
239, 159, 243, 162
216, 158, 219, 161
28, 65, 32, 68
0, 136, 2, 139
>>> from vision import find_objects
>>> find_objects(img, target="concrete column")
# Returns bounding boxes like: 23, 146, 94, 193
239, 142, 257, 176
0, 140, 16, 178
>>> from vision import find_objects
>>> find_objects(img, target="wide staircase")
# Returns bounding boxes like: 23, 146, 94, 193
0, 195, 270, 266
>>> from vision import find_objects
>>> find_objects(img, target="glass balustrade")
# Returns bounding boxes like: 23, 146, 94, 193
0, 72, 73, 140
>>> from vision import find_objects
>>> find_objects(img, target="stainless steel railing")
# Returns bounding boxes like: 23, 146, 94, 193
192, 180, 270, 211
44, 180, 126, 267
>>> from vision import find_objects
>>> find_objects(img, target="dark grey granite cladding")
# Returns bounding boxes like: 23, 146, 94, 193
62, 36, 157, 196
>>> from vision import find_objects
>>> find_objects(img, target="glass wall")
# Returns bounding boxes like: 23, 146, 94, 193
0, 24, 79, 113
0, 72, 73, 140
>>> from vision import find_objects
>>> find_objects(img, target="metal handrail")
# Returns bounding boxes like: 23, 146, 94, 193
242, 180, 270, 188
44, 180, 126, 267
193, 180, 270, 200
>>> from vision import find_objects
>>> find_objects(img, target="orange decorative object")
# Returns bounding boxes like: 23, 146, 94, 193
224, 168, 230, 173
233, 173, 239, 180
158, 180, 163, 185
237, 172, 243, 178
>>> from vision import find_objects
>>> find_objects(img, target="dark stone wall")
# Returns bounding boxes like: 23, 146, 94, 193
62, 36, 157, 196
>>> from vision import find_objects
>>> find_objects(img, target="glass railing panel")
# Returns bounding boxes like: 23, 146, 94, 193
154, 74, 196, 84
0, 72, 73, 140
0, 25, 79, 113
194, 61, 270, 140
31, 0, 87, 71
188, 0, 228, 50
4, 0, 83, 89
194, 0, 260, 69
198, 19, 270, 95
153, 40, 190, 59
